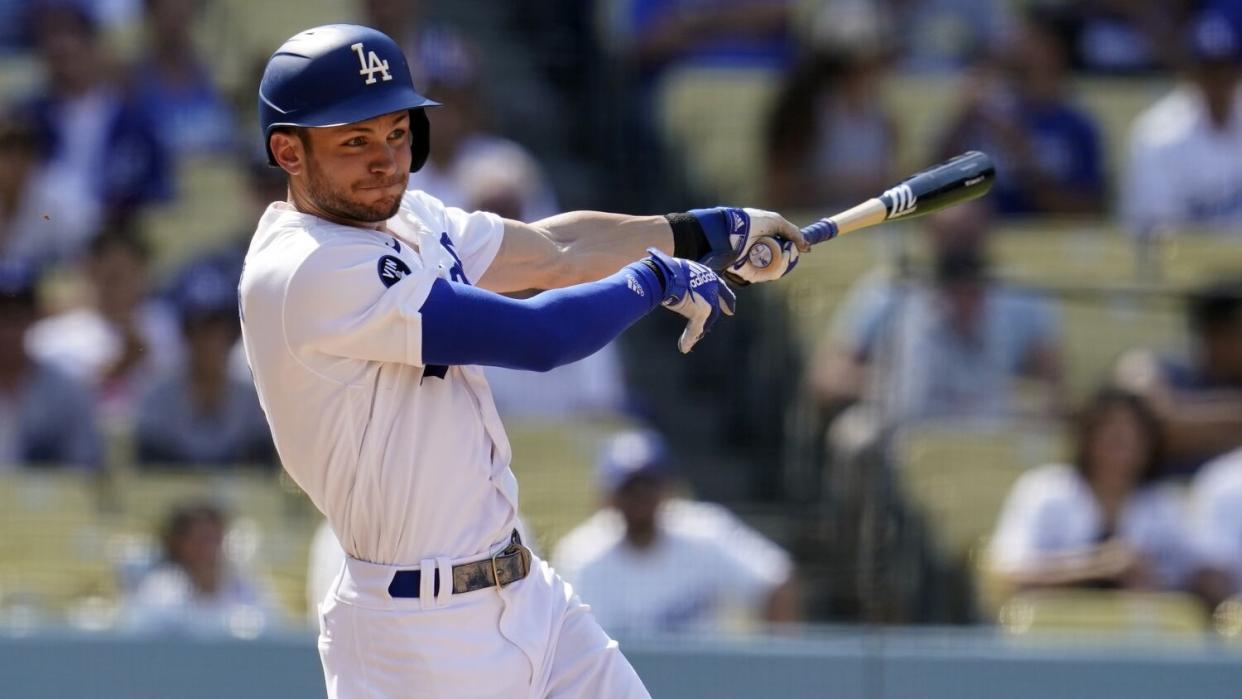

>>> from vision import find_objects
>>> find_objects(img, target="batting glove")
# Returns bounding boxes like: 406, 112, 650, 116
669, 207, 806, 286
644, 248, 736, 354
726, 208, 803, 285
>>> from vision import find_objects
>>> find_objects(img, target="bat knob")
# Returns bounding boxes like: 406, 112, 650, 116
746, 239, 776, 269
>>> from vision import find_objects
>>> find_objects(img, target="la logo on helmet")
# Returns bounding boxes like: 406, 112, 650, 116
351, 42, 392, 85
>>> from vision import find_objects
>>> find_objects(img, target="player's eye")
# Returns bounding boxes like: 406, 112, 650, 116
343, 136, 367, 147
388, 128, 407, 141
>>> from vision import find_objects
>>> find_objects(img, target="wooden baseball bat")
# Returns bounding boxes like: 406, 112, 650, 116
748, 151, 996, 269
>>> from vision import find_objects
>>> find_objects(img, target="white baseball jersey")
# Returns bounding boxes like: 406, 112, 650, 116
552, 499, 792, 635
1122, 84, 1242, 235
239, 190, 518, 566
1189, 448, 1242, 594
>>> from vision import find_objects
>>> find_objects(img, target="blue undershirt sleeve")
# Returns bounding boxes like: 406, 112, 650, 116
419, 263, 663, 372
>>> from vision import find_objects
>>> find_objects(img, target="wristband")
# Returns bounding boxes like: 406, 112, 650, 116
666, 207, 748, 271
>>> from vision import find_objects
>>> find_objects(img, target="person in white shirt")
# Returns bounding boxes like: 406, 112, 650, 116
26, 228, 182, 423
0, 117, 99, 267
988, 390, 1200, 596
1188, 447, 1242, 606
121, 501, 282, 637
553, 430, 799, 635
1122, 11, 1242, 239
243, 24, 806, 699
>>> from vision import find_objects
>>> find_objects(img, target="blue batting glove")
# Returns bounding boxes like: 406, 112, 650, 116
645, 247, 736, 353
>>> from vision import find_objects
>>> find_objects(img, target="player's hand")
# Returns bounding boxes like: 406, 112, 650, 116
645, 248, 736, 354
724, 208, 806, 286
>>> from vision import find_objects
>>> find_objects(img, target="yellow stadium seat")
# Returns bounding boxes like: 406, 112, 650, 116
140, 157, 252, 277
892, 422, 1068, 563
1214, 595, 1242, 641
999, 589, 1209, 637
657, 66, 783, 202
506, 418, 635, 552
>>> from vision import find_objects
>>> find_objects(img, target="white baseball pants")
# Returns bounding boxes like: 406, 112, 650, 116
317, 547, 651, 698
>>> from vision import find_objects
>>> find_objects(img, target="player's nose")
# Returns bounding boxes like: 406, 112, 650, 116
367, 142, 400, 176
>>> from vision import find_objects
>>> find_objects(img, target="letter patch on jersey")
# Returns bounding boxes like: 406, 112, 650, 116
377, 255, 411, 288
438, 233, 469, 284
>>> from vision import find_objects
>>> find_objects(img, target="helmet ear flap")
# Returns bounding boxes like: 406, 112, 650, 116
409, 108, 430, 173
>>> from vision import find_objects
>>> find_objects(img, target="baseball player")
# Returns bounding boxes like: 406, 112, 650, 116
240, 24, 806, 698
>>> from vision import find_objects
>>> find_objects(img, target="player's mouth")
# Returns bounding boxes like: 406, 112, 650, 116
357, 177, 408, 191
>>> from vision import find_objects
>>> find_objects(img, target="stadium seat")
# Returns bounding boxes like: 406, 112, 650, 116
505, 419, 634, 552
999, 589, 1209, 637
656, 66, 783, 203
892, 422, 1068, 563
1214, 595, 1242, 641
140, 157, 252, 277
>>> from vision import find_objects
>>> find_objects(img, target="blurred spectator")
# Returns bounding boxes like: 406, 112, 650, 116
883, 0, 1015, 73
122, 501, 282, 636
407, 34, 558, 222
1045, 0, 1194, 73
1115, 280, 1242, 474
604, 0, 793, 75
135, 262, 273, 468
764, 44, 896, 211
553, 430, 799, 635
1122, 11, 1242, 238
17, 0, 171, 220
809, 201, 1063, 425
163, 158, 283, 317
0, 116, 99, 266
1188, 447, 1242, 605
0, 259, 101, 469
128, 0, 236, 159
938, 11, 1105, 216
26, 227, 182, 422
988, 390, 1200, 597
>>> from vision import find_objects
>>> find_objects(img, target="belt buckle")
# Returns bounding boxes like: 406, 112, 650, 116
489, 546, 504, 588
490, 540, 531, 589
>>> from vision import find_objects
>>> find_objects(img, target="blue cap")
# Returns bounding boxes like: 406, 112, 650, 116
0, 258, 39, 302
173, 262, 237, 320
420, 27, 478, 89
597, 430, 672, 493
1189, 12, 1242, 64
258, 24, 439, 168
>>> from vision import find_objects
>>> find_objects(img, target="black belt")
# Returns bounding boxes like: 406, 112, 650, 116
388, 530, 532, 599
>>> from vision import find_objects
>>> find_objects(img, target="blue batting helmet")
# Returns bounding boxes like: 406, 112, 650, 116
258, 24, 438, 170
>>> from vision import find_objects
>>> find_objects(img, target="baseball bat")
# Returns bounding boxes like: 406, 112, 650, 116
748, 150, 996, 269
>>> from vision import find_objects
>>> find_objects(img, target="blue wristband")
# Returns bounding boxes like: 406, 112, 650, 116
687, 207, 750, 271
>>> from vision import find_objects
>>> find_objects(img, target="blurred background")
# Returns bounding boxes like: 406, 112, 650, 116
3, 0, 1242, 696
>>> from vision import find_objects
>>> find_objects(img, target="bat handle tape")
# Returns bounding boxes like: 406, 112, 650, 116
744, 218, 837, 270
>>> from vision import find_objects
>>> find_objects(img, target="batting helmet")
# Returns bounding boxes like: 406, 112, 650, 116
258, 24, 438, 170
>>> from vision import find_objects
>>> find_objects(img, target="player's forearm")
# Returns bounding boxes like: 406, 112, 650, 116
419, 263, 662, 372
533, 211, 674, 288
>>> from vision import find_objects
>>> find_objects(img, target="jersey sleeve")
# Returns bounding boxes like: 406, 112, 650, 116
441, 204, 504, 283
404, 190, 505, 283
283, 237, 438, 367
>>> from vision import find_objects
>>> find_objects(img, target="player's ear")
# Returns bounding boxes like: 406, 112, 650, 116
270, 131, 305, 176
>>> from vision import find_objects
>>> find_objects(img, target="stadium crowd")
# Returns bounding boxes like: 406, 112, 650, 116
2, 0, 1242, 639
